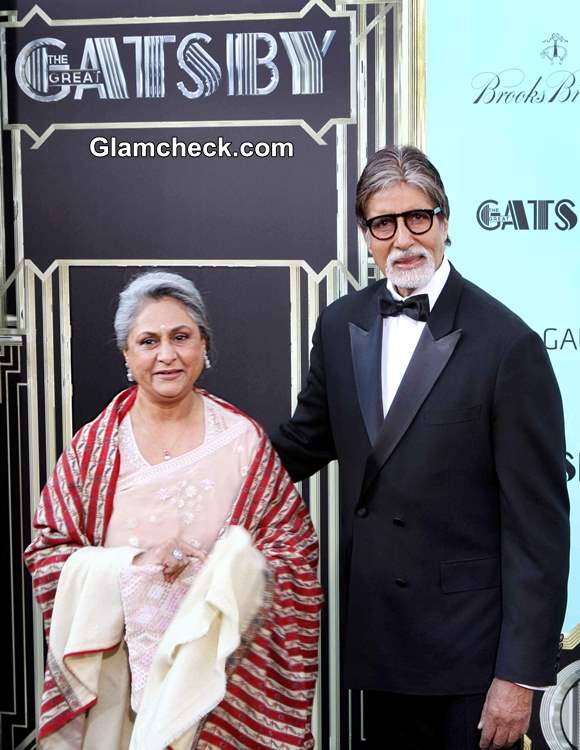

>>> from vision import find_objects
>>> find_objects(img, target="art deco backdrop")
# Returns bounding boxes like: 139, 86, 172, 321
1, 1, 576, 749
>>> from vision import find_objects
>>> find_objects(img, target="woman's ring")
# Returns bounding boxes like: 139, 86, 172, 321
172, 547, 185, 562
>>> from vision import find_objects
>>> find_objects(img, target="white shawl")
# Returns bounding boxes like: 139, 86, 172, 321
42, 526, 265, 750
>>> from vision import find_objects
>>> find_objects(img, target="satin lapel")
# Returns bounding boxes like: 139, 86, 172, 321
359, 326, 462, 499
349, 314, 384, 446
358, 264, 465, 503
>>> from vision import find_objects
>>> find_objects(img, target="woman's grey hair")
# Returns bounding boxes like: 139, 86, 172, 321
114, 271, 212, 351
355, 145, 451, 246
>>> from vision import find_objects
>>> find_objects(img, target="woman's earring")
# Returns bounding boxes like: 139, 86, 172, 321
204, 352, 211, 370
126, 363, 134, 382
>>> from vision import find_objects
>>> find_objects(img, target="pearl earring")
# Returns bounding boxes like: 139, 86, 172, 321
204, 352, 211, 370
126, 363, 134, 382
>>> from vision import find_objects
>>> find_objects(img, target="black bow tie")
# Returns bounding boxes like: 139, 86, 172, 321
379, 291, 430, 322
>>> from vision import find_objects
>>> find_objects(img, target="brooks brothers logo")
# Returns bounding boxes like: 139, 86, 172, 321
471, 32, 578, 104
2, 3, 353, 147
476, 199, 577, 231
541, 33, 568, 65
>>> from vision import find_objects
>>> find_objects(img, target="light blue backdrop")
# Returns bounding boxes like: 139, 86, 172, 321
426, 0, 579, 632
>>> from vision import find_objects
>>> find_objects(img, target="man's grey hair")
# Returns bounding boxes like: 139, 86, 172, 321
355, 145, 451, 246
114, 270, 212, 350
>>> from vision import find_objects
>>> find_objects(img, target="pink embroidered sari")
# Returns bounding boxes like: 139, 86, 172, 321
105, 395, 258, 710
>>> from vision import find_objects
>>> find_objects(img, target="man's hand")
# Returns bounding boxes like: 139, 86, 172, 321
478, 678, 533, 748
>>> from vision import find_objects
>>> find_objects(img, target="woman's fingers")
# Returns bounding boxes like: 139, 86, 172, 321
132, 538, 207, 578
161, 539, 206, 581
165, 540, 206, 564
178, 540, 207, 561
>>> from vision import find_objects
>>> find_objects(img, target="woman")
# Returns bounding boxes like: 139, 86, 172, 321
25, 271, 322, 750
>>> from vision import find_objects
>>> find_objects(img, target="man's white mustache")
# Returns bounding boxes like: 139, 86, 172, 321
387, 249, 428, 266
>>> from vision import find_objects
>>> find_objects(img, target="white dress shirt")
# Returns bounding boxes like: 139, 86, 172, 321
379, 255, 545, 692
381, 256, 450, 416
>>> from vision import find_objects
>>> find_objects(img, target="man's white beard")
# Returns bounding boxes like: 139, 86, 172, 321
386, 247, 436, 292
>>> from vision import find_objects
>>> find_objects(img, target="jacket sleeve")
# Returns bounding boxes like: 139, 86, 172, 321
270, 310, 337, 481
492, 329, 570, 685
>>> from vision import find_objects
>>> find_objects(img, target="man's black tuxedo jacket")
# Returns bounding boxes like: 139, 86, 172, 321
271, 264, 569, 695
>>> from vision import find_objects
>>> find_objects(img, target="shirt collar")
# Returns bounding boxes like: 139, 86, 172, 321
387, 256, 450, 310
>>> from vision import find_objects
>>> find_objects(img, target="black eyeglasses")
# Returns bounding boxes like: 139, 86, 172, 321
365, 207, 442, 240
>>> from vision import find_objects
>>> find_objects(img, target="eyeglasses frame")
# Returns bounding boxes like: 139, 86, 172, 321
365, 207, 442, 241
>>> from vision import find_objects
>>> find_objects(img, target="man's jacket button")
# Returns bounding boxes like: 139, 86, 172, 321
393, 517, 406, 527
356, 507, 368, 518
395, 577, 408, 588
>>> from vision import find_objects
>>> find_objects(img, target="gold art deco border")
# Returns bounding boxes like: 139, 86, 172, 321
0, 3, 427, 748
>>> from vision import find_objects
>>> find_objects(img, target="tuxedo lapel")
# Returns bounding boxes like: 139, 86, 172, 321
357, 265, 465, 506
347, 281, 386, 446
349, 315, 384, 446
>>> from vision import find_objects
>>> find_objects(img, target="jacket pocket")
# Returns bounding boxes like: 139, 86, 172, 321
440, 556, 500, 594
423, 404, 482, 425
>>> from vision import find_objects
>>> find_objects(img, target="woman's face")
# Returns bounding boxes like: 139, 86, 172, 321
123, 296, 206, 404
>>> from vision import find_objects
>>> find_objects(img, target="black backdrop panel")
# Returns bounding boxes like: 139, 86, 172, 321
23, 127, 337, 270
6, 12, 351, 134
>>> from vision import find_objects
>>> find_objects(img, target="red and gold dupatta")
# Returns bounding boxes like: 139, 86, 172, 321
25, 387, 323, 749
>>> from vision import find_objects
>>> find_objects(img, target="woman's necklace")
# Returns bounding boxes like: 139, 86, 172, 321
155, 420, 194, 462
133, 395, 202, 462
161, 434, 184, 462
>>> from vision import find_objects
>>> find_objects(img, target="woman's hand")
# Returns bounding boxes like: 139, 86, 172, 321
133, 538, 206, 582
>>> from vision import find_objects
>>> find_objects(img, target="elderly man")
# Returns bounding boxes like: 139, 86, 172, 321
271, 145, 569, 749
